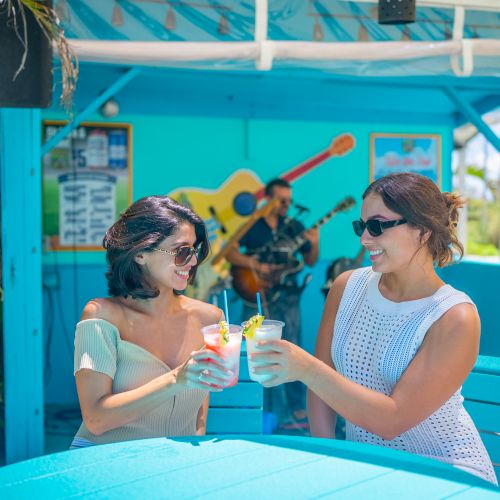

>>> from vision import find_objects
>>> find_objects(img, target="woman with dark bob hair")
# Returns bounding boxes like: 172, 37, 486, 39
250, 173, 497, 484
71, 196, 232, 448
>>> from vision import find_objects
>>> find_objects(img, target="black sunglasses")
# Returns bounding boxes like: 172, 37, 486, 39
277, 197, 292, 206
155, 243, 202, 266
352, 218, 407, 237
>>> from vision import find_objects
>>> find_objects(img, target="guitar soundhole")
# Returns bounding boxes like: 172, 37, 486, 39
233, 191, 257, 216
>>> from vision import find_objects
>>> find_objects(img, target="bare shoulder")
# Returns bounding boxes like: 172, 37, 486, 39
422, 301, 480, 368
327, 269, 355, 305
182, 296, 223, 325
429, 301, 480, 342
80, 297, 123, 323
333, 269, 355, 289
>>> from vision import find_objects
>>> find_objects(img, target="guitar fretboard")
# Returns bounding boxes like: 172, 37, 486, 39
286, 197, 356, 254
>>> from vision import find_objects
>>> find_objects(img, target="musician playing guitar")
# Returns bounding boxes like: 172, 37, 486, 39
226, 178, 320, 428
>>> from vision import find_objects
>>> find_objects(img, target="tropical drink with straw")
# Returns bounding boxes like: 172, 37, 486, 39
243, 316, 285, 383
202, 320, 243, 388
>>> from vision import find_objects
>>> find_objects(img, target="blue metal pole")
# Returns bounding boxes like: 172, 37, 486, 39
41, 66, 141, 157
443, 86, 500, 153
0, 108, 44, 463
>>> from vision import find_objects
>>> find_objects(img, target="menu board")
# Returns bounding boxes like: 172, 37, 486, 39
42, 121, 132, 251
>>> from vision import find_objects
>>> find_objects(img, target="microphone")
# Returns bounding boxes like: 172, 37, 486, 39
293, 202, 310, 213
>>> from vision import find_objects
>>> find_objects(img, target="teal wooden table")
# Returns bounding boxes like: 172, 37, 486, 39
0, 435, 498, 499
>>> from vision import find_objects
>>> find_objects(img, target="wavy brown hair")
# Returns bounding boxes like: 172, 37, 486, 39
363, 173, 464, 267
103, 196, 209, 299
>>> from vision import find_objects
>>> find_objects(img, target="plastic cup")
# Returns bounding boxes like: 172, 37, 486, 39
244, 320, 285, 383
201, 324, 243, 388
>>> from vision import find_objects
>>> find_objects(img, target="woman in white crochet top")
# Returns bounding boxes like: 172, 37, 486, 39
251, 173, 497, 484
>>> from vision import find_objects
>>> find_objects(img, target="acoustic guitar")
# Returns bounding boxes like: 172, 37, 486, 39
231, 196, 356, 304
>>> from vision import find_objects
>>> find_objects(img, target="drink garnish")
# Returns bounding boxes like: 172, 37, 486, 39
242, 314, 264, 340
219, 320, 229, 346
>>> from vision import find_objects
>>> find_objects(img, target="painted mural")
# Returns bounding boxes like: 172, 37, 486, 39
168, 133, 356, 300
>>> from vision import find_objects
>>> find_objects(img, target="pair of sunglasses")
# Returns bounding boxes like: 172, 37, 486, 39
278, 197, 292, 206
352, 218, 407, 237
155, 244, 202, 267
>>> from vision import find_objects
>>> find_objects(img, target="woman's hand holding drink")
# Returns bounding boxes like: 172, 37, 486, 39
177, 322, 242, 391
243, 315, 285, 383
200, 322, 243, 388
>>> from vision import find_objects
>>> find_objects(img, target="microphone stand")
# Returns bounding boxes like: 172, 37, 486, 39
271, 206, 307, 244
261, 207, 307, 262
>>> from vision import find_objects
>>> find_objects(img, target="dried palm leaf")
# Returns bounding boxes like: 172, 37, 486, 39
5, 0, 79, 110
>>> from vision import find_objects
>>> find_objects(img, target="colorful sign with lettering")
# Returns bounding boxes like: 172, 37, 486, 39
42, 121, 132, 251
370, 133, 441, 186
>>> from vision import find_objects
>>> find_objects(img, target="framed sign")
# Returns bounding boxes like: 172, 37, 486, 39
370, 133, 441, 186
42, 121, 132, 251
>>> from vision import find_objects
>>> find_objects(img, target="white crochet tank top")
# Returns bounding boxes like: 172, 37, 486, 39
332, 267, 497, 485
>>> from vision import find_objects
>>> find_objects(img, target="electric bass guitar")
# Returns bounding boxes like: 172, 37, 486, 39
231, 196, 356, 304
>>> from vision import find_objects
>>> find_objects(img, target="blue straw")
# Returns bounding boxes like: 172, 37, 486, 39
256, 292, 262, 316
223, 290, 230, 324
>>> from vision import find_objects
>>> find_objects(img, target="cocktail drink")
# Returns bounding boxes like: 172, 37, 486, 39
201, 323, 243, 387
244, 319, 285, 383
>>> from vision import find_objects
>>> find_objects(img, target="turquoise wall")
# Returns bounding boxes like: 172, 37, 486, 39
43, 110, 475, 404
42, 111, 453, 266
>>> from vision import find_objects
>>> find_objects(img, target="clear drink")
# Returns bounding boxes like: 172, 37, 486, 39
201, 324, 243, 387
244, 320, 285, 383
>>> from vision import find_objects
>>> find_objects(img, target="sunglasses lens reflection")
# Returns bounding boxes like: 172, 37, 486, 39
175, 247, 192, 266
175, 245, 202, 266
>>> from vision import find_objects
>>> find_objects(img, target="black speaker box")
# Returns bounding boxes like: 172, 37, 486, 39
0, 1, 53, 108
378, 0, 416, 25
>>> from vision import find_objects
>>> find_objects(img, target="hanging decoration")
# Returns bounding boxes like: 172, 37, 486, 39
165, 5, 176, 31
313, 18, 324, 41
401, 26, 411, 41
358, 25, 369, 41
112, 0, 124, 26
218, 11, 230, 35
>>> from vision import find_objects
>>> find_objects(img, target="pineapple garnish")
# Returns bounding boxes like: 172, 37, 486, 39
219, 320, 229, 346
242, 314, 264, 340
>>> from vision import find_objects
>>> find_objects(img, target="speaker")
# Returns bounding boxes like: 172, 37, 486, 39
378, 0, 416, 25
0, 2, 53, 108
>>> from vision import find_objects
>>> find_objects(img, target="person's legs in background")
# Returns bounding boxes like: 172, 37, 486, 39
267, 292, 307, 431
241, 301, 282, 432
241, 293, 307, 433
